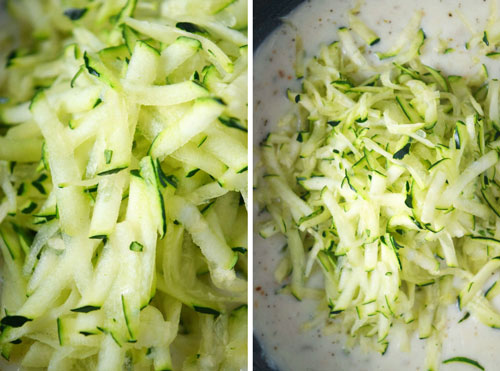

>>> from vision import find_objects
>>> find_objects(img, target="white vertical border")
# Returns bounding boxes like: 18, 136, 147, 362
247, 0, 254, 369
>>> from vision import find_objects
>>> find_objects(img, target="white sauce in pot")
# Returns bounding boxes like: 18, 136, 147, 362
254, 0, 500, 370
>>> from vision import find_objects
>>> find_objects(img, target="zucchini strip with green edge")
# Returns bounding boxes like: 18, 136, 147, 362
443, 357, 484, 370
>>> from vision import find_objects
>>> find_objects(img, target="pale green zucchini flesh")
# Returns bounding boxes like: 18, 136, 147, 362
0, 0, 248, 369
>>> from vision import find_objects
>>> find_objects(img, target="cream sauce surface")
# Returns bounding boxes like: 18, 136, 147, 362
254, 0, 500, 370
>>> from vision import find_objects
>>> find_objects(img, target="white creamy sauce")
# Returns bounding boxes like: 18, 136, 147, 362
254, 0, 500, 370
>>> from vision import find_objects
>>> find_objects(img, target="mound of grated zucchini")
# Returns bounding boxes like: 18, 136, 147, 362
0, 0, 247, 369
256, 10, 500, 371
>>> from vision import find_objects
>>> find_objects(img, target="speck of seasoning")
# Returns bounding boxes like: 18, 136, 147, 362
256, 286, 262, 291
448, 12, 452, 17
278, 70, 285, 78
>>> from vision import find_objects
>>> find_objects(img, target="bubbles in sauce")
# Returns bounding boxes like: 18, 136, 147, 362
254, 0, 500, 370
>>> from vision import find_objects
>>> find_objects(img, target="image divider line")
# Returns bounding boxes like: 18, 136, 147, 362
247, 0, 255, 369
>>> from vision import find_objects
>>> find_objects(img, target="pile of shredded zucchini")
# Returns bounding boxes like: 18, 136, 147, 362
257, 9, 500, 371
0, 0, 247, 369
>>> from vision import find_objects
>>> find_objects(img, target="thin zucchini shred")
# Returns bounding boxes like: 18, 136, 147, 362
458, 312, 470, 323
218, 115, 248, 132
176, 22, 209, 36
56, 318, 63, 346
443, 357, 484, 370
83, 52, 100, 78
193, 306, 221, 316
70, 305, 101, 313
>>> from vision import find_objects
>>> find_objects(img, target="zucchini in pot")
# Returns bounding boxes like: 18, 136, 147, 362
256, 8, 500, 371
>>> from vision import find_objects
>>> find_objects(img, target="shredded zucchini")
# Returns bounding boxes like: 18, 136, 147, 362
257, 9, 500, 371
459, 0, 500, 59
443, 356, 485, 370
0, 0, 247, 369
